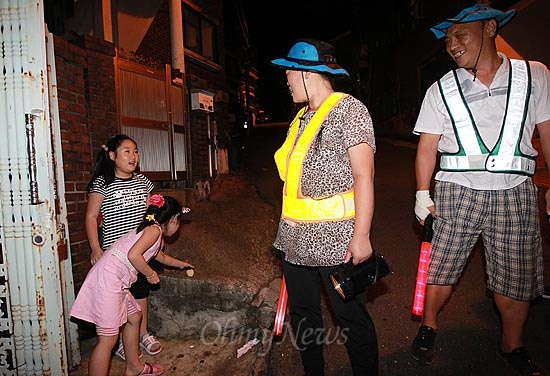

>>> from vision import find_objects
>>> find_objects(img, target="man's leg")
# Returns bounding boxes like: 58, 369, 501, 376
421, 284, 453, 330
411, 284, 453, 365
494, 293, 528, 352
494, 293, 544, 375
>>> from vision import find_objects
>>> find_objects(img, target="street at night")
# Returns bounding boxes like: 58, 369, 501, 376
2, 1, 549, 374
249, 126, 550, 376
71, 125, 550, 375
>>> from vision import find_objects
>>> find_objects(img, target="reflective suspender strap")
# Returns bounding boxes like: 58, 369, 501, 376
274, 107, 307, 181
487, 60, 536, 175
439, 70, 489, 170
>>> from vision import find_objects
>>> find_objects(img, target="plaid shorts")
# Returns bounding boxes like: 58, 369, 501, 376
429, 179, 544, 301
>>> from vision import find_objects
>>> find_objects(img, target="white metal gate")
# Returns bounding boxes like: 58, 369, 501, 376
0, 1, 76, 374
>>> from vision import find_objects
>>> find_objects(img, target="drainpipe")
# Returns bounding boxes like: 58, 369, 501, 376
169, 0, 192, 185
170, 0, 185, 73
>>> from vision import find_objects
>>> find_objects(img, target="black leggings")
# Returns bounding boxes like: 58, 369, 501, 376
283, 260, 379, 376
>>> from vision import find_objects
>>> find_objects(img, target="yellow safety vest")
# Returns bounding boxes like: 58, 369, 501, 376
274, 92, 355, 222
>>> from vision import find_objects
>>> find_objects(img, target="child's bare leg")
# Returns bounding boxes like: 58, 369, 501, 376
136, 297, 162, 355
88, 333, 118, 376
123, 311, 145, 375
137, 297, 149, 336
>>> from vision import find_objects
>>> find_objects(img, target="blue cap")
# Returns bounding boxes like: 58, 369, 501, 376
430, 3, 516, 39
270, 39, 350, 77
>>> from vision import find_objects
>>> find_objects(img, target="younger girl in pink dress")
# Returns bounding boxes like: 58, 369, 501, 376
71, 194, 194, 376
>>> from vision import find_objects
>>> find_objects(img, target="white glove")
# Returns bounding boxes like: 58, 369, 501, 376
415, 190, 434, 221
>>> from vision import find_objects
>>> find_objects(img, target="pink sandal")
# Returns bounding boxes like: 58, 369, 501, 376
138, 362, 165, 376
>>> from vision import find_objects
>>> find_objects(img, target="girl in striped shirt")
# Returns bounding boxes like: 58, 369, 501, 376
85, 134, 162, 358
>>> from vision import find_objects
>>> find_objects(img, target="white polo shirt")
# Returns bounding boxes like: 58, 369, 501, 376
414, 53, 550, 190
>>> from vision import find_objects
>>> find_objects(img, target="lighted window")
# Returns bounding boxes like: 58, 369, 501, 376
183, 6, 218, 63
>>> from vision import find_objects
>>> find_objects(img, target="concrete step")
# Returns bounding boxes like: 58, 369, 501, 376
69, 275, 283, 376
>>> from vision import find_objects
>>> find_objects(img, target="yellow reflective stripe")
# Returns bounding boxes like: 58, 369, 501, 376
274, 107, 307, 181
286, 93, 347, 198
282, 190, 355, 221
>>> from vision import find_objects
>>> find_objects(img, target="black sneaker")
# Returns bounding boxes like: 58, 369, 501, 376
497, 347, 544, 376
411, 325, 436, 365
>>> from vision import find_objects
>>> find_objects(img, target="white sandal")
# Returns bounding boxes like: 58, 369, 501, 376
114, 341, 142, 361
140, 332, 162, 355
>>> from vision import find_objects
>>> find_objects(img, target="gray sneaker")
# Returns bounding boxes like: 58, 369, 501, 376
411, 325, 436, 365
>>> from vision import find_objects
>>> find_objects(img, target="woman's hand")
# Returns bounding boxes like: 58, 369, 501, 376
90, 249, 103, 265
345, 235, 373, 265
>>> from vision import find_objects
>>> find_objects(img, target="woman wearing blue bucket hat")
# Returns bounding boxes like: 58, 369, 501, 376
270, 38, 379, 375
411, 2, 550, 375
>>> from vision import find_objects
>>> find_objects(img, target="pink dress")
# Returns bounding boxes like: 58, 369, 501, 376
70, 225, 162, 330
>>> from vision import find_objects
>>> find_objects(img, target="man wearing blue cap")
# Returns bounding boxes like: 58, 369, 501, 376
270, 39, 379, 375
411, 2, 549, 375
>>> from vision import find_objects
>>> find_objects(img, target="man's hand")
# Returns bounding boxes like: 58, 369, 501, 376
415, 190, 435, 223
545, 188, 550, 223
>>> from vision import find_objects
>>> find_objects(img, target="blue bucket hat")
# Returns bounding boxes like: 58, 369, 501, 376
430, 2, 516, 39
270, 39, 349, 77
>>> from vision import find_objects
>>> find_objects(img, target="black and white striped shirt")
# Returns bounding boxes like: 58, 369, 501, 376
90, 173, 154, 249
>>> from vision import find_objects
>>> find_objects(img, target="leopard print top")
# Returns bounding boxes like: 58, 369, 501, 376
273, 95, 376, 266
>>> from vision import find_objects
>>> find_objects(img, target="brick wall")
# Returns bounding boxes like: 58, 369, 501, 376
189, 114, 210, 179
135, 0, 171, 65
54, 35, 117, 289
52, 0, 232, 289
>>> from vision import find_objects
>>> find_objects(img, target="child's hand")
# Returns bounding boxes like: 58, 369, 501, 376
146, 271, 160, 284
180, 260, 194, 277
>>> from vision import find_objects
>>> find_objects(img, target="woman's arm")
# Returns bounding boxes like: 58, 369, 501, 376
85, 192, 104, 265
346, 142, 375, 265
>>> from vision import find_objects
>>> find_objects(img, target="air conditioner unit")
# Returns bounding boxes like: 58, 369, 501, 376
191, 91, 214, 112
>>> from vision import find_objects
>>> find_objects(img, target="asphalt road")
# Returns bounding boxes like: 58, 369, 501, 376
244, 125, 550, 376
